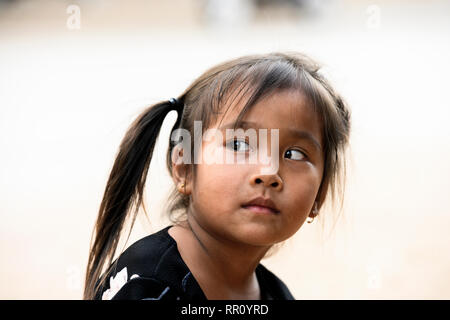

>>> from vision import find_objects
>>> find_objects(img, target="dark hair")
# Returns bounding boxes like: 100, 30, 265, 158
83, 52, 351, 299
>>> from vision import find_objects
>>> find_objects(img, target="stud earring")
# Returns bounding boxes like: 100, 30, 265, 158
307, 202, 319, 224
178, 182, 185, 193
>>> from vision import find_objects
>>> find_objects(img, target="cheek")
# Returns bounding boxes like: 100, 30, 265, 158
193, 162, 247, 207
194, 138, 253, 198
284, 170, 322, 219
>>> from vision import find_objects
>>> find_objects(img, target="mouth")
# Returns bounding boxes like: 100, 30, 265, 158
241, 205, 279, 215
241, 196, 280, 215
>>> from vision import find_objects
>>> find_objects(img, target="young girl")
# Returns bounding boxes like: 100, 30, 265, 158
84, 52, 351, 300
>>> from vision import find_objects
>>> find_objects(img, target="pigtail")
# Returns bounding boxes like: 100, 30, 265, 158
83, 99, 183, 299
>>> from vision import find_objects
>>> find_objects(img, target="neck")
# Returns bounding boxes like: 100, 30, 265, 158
169, 216, 272, 299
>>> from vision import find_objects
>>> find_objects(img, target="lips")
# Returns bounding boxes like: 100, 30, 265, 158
242, 196, 280, 214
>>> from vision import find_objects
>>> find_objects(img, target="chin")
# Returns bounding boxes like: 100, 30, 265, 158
231, 225, 288, 247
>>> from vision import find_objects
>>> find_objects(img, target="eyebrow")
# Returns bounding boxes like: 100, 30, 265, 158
219, 120, 322, 152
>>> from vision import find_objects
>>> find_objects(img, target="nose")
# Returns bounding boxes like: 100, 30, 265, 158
250, 172, 283, 191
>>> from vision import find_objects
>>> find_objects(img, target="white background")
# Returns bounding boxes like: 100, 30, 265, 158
1, 0, 449, 299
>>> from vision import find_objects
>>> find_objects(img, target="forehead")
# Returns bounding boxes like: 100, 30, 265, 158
216, 89, 323, 146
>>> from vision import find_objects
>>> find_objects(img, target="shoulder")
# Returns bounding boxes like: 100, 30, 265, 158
115, 226, 176, 275
94, 226, 180, 300
256, 264, 295, 300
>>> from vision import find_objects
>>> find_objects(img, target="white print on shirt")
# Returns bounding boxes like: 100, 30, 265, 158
102, 267, 140, 300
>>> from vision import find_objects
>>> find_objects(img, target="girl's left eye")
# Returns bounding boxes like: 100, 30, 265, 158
285, 149, 306, 161
226, 139, 251, 152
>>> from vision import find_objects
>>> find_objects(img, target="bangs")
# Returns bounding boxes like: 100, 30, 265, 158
209, 57, 329, 136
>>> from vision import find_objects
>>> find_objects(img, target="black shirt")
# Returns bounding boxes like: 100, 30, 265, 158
94, 225, 295, 300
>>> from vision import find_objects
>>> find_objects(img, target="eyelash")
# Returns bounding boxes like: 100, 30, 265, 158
285, 149, 307, 161
226, 138, 252, 152
225, 138, 308, 160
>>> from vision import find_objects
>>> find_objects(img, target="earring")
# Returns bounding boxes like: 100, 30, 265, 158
178, 182, 185, 193
307, 202, 319, 224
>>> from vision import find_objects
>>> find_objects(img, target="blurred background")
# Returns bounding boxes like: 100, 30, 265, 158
1, 0, 449, 299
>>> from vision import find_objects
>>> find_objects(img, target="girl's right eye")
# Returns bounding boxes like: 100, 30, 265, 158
226, 138, 250, 152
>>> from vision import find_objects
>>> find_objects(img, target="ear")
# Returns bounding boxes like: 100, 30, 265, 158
171, 144, 192, 195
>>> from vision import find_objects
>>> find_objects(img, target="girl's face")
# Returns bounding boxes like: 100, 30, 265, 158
186, 89, 324, 246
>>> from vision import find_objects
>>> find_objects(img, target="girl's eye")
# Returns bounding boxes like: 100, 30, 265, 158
285, 149, 306, 161
226, 139, 250, 152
